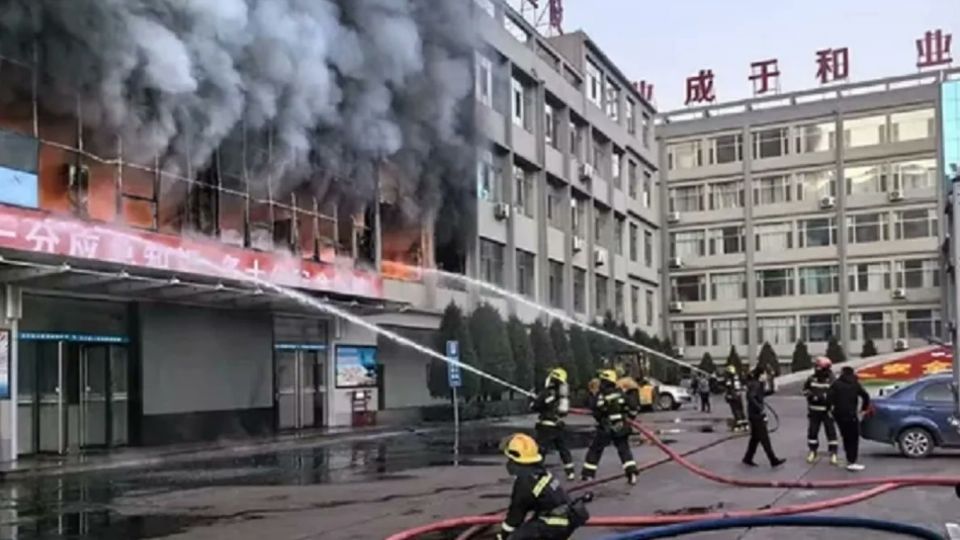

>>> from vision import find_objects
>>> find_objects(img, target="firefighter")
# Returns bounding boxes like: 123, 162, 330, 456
723, 364, 748, 432
497, 433, 590, 540
804, 356, 839, 464
530, 367, 575, 480
580, 369, 639, 485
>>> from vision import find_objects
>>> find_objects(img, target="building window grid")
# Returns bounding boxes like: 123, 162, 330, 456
671, 230, 706, 259
796, 169, 837, 200
847, 213, 889, 244
605, 79, 620, 121
548, 261, 564, 309
667, 140, 702, 170
712, 318, 748, 347
708, 226, 744, 255
758, 316, 796, 345
850, 311, 891, 341
516, 249, 536, 298
614, 217, 624, 256
645, 289, 654, 326
756, 268, 795, 298
843, 114, 887, 148
794, 121, 836, 153
669, 185, 704, 213
846, 163, 886, 195
479, 239, 505, 286
709, 180, 744, 210
513, 165, 534, 218
631, 285, 640, 324
754, 174, 792, 205
890, 108, 935, 142
629, 223, 639, 262
672, 320, 708, 347
596, 275, 609, 314
901, 309, 941, 340
615, 281, 625, 321
894, 208, 938, 240
626, 99, 636, 135
798, 265, 840, 295
611, 150, 623, 189
753, 127, 789, 159
628, 160, 638, 199
801, 313, 840, 342
671, 274, 706, 303
897, 259, 940, 289
708, 133, 743, 165
587, 60, 602, 108
892, 158, 936, 191
798, 217, 837, 248
475, 53, 493, 107
711, 272, 746, 301
755, 222, 793, 252
573, 268, 587, 313
848, 261, 891, 292
643, 230, 653, 267
642, 169, 652, 208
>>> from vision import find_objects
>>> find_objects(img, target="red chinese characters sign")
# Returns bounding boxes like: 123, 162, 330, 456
679, 29, 953, 106
857, 346, 953, 384
0, 204, 383, 298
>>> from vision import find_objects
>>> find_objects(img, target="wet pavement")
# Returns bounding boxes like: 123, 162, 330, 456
4, 400, 955, 539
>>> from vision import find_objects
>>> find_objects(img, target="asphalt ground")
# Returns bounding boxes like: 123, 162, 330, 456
1, 394, 958, 539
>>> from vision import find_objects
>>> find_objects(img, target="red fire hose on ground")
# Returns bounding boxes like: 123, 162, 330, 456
387, 407, 960, 539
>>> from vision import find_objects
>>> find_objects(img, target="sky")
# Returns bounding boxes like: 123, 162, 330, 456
555, 0, 959, 111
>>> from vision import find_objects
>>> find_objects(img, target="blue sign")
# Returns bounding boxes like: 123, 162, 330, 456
274, 343, 327, 351
0, 330, 9, 399
19, 332, 129, 344
943, 80, 960, 182
446, 340, 462, 388
335, 345, 378, 388
0, 166, 38, 209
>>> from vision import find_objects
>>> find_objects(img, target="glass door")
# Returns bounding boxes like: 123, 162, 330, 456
79, 345, 109, 448
276, 350, 324, 430
36, 342, 63, 453
110, 347, 129, 446
276, 351, 299, 430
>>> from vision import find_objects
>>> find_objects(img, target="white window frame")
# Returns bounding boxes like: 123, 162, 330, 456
511, 77, 525, 128
587, 60, 602, 107
475, 53, 493, 107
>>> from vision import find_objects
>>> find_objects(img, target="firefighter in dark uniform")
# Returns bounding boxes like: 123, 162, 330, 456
497, 433, 590, 540
723, 364, 748, 432
530, 367, 575, 480
804, 356, 839, 465
580, 369, 639, 485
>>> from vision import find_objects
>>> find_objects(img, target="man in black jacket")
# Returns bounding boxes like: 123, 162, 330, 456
742, 365, 786, 468
828, 366, 871, 471
530, 367, 575, 480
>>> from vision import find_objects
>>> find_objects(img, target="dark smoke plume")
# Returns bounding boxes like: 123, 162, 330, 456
0, 0, 479, 221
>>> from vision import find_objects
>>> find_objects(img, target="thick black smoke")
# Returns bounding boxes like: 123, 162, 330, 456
0, 0, 478, 222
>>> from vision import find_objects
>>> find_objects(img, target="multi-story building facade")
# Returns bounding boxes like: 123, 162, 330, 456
0, 0, 658, 462
659, 69, 960, 367
389, 1, 661, 332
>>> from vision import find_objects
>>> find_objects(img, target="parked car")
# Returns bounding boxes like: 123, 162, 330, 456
649, 378, 693, 410
860, 374, 960, 458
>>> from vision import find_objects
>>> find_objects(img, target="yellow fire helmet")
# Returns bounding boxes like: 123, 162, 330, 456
598, 369, 618, 384
502, 433, 543, 464
617, 376, 639, 391
726, 364, 737, 374
548, 367, 568, 384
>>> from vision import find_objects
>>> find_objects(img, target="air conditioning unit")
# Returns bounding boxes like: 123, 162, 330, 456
579, 162, 595, 182
888, 190, 905, 202
493, 202, 511, 220
668, 300, 684, 313
667, 211, 681, 224
674, 347, 686, 358
668, 257, 683, 269
572, 236, 585, 252
892, 287, 907, 300
594, 248, 607, 266
894, 338, 908, 351
819, 196, 836, 209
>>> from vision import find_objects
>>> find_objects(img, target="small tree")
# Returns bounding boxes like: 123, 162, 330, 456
757, 342, 780, 376
529, 319, 555, 386
569, 325, 595, 386
430, 302, 479, 400
726, 345, 743, 373
507, 316, 534, 391
861, 339, 878, 358
698, 352, 716, 374
550, 319, 575, 384
826, 336, 847, 365
469, 304, 514, 399
791, 340, 812, 373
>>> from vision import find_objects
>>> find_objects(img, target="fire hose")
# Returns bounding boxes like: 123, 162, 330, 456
599, 515, 945, 540
387, 404, 959, 540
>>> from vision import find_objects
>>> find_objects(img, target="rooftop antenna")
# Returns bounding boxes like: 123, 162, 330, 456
515, 0, 564, 37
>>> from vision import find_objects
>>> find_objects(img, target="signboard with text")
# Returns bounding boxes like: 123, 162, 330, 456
446, 340, 462, 388
0, 204, 383, 299
0, 330, 9, 399
335, 345, 378, 388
